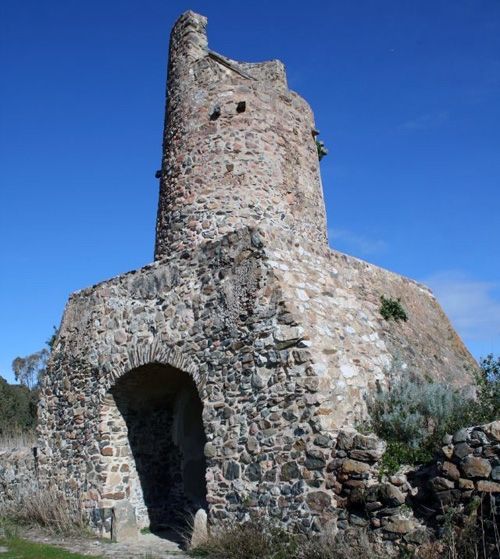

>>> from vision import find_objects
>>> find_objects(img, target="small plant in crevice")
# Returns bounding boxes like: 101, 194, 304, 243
379, 295, 408, 322
316, 139, 328, 161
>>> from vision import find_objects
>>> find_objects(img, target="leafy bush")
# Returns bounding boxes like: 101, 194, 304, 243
366, 357, 500, 474
380, 296, 408, 322
0, 376, 37, 440
474, 354, 500, 424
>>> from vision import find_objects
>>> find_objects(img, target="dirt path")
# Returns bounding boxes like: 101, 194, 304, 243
22, 528, 189, 558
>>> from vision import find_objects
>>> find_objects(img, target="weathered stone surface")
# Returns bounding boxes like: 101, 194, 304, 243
305, 450, 326, 470
458, 478, 475, 490
0, 448, 38, 503
476, 480, 500, 493
306, 491, 331, 512
441, 461, 460, 481
342, 459, 370, 474
454, 443, 473, 459
111, 501, 138, 542
379, 483, 406, 506
482, 421, 500, 442
281, 462, 300, 481
382, 517, 418, 534
441, 445, 454, 459
460, 456, 492, 479
430, 476, 455, 491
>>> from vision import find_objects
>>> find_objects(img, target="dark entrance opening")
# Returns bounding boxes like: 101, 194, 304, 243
110, 364, 207, 536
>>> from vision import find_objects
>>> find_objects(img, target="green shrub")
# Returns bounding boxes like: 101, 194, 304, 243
366, 358, 500, 474
379, 296, 408, 322
474, 354, 500, 423
0, 376, 37, 440
368, 378, 467, 449
316, 139, 328, 161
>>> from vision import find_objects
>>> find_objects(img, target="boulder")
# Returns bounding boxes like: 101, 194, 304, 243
460, 456, 492, 479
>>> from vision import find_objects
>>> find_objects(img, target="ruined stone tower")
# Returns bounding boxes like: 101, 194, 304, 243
154, 12, 327, 259
38, 11, 477, 535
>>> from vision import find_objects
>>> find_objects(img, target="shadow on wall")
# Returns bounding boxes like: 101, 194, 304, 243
109, 363, 207, 535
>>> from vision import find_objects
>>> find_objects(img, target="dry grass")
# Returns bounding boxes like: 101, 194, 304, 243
416, 495, 500, 559
0, 487, 87, 536
188, 521, 388, 559
0, 430, 36, 451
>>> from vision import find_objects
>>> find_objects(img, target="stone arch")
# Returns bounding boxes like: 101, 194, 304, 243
99, 342, 205, 397
97, 354, 208, 536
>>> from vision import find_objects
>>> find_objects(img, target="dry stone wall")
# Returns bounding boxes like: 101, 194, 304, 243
329, 421, 500, 547
0, 447, 38, 504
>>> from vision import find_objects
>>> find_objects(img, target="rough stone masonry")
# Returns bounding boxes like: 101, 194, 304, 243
37, 11, 478, 535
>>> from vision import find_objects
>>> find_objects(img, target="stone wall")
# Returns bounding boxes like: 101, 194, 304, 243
39, 226, 478, 533
39, 228, 329, 531
264, 232, 475, 430
329, 420, 500, 547
0, 447, 38, 503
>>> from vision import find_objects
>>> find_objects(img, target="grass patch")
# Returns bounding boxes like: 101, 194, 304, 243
0, 536, 103, 559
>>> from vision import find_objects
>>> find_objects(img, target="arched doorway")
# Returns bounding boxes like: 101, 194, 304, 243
101, 363, 207, 535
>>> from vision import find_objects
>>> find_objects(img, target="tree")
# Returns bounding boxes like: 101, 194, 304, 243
0, 375, 37, 436
11, 349, 49, 390
11, 326, 58, 390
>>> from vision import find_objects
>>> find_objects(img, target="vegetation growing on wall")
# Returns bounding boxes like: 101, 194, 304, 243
379, 295, 408, 322
316, 139, 328, 161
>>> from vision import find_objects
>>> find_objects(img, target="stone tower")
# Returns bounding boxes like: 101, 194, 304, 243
155, 12, 327, 259
38, 11, 477, 536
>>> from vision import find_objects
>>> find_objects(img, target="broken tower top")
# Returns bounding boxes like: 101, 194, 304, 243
154, 11, 328, 260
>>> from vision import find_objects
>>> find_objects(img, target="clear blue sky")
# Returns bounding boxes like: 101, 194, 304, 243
1, 0, 499, 383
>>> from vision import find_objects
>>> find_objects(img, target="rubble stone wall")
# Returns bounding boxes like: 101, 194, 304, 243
331, 420, 500, 546
38, 226, 479, 533
0, 447, 38, 503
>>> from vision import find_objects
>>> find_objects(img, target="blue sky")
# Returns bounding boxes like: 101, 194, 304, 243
1, 0, 499, 383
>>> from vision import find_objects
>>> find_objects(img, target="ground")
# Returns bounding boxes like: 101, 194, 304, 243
0, 526, 187, 559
